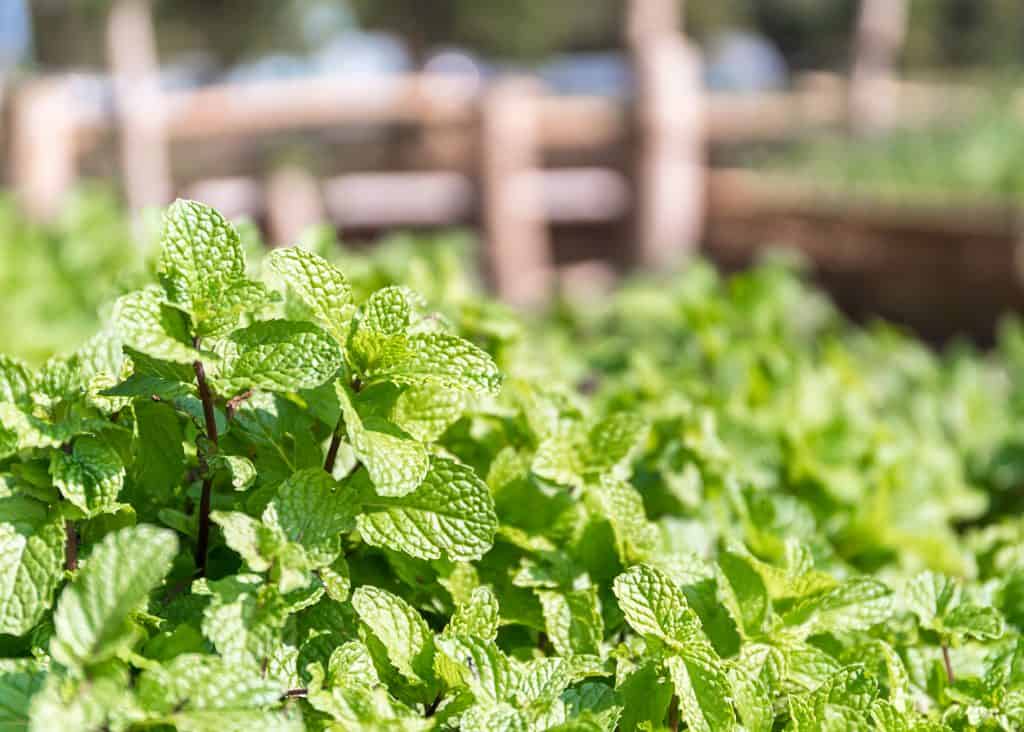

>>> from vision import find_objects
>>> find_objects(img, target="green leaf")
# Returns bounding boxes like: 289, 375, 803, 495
51, 525, 178, 669
585, 477, 658, 563
215, 320, 342, 394
351, 585, 435, 687
447, 585, 500, 641
392, 383, 468, 443
361, 286, 414, 335
0, 514, 65, 636
209, 454, 257, 491
267, 246, 354, 342
783, 577, 892, 637
137, 653, 285, 714
905, 571, 1003, 642
113, 287, 200, 365
356, 456, 498, 561
337, 383, 428, 497
49, 437, 125, 517
665, 649, 737, 732
158, 199, 265, 335
716, 547, 771, 638
0, 662, 45, 731
265, 468, 357, 566
0, 355, 33, 405
612, 564, 702, 648
362, 332, 501, 395
434, 633, 516, 704
944, 603, 1004, 641
536, 586, 604, 657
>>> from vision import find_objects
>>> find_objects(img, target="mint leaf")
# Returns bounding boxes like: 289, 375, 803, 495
351, 585, 435, 687
337, 382, 428, 497
113, 287, 200, 365
0, 514, 65, 636
356, 456, 497, 561
613, 564, 700, 647
49, 436, 126, 516
215, 320, 342, 394
158, 199, 266, 336
267, 246, 354, 342
51, 525, 178, 669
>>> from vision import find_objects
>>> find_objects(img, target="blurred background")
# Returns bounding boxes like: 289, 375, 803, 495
5, 0, 1024, 360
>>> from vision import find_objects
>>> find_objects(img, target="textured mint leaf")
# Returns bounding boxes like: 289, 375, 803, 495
665, 649, 737, 732
210, 511, 276, 574
51, 525, 178, 669
944, 603, 1004, 641
716, 547, 771, 638
199, 574, 308, 680
446, 586, 501, 641
351, 585, 435, 687
585, 478, 658, 563
612, 564, 702, 648
0, 514, 65, 636
28, 674, 146, 732
783, 577, 892, 637
0, 355, 33, 405
0, 662, 45, 731
113, 287, 201, 365
391, 383, 467, 443
356, 456, 497, 561
265, 468, 357, 567
49, 437, 125, 516
319, 555, 351, 603
727, 662, 773, 732
337, 383, 428, 497
434, 633, 517, 704
137, 653, 285, 714
131, 400, 186, 507
561, 683, 623, 732
158, 199, 267, 336
209, 454, 257, 491
580, 413, 647, 476
536, 587, 604, 657
267, 247, 354, 342
361, 332, 500, 395
905, 570, 1003, 642
215, 320, 342, 394
361, 286, 414, 335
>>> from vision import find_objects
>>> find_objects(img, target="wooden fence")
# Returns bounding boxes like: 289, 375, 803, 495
5, 0, 1014, 320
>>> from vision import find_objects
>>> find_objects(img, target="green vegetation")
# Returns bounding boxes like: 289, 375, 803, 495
3, 200, 1024, 729
760, 111, 1024, 202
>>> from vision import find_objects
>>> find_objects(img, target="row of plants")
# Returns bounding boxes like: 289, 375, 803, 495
2, 199, 1024, 729
753, 109, 1024, 203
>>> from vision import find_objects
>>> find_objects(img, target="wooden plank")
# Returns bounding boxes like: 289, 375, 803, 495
107, 0, 171, 214
480, 78, 552, 306
10, 78, 76, 220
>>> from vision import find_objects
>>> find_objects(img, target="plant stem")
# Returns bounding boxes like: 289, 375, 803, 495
667, 694, 680, 732
192, 343, 219, 577
942, 642, 955, 684
324, 376, 362, 474
323, 417, 344, 474
60, 442, 77, 571
282, 688, 307, 699
64, 520, 78, 572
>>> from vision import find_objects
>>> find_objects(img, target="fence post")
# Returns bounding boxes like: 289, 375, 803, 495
849, 0, 908, 135
480, 77, 552, 306
108, 0, 171, 220
628, 0, 705, 268
10, 78, 76, 220
265, 166, 325, 247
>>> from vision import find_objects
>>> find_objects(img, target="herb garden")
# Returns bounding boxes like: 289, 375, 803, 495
3, 199, 1024, 730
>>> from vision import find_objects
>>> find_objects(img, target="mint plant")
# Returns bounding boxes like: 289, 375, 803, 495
1, 200, 1024, 730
